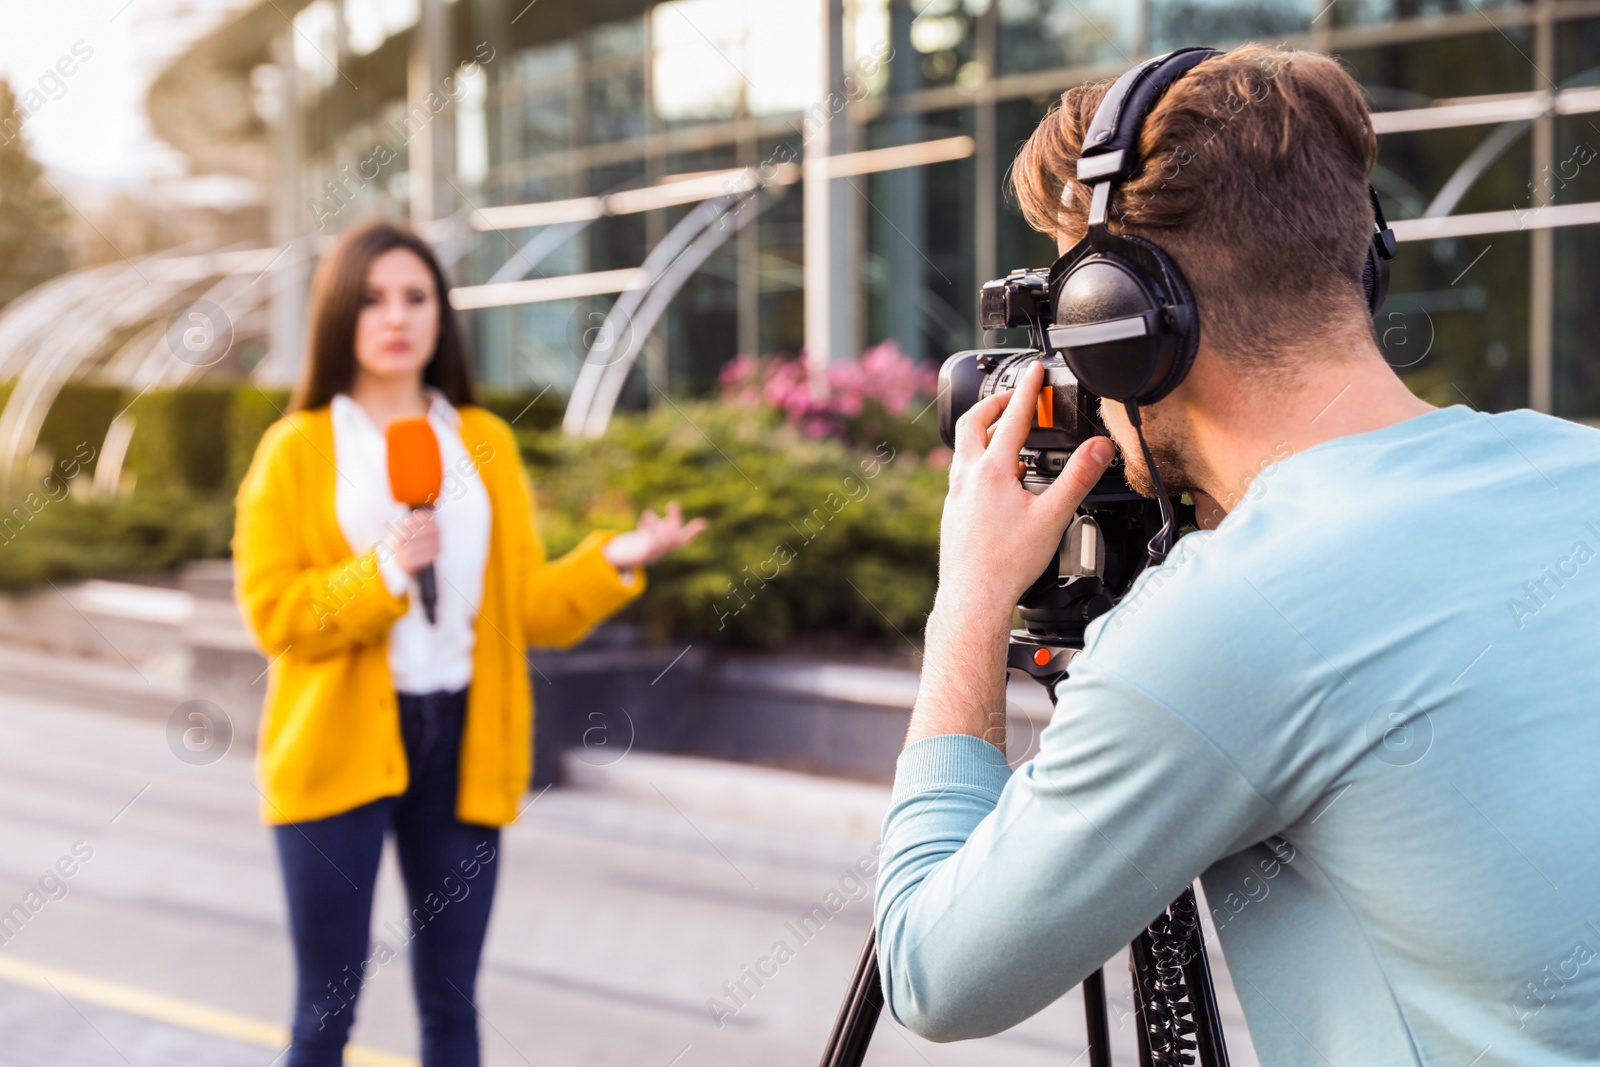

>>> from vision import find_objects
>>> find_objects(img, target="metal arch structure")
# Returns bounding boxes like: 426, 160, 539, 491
0, 242, 292, 499
563, 186, 776, 438
1422, 120, 1530, 220
1420, 66, 1600, 221
0, 256, 196, 499
0, 201, 587, 501
87, 243, 312, 497
483, 218, 594, 286
476, 174, 659, 288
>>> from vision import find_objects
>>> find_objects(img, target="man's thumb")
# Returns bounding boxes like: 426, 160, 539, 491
1042, 437, 1113, 519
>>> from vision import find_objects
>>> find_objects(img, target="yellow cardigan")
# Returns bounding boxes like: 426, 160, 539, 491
233, 404, 643, 827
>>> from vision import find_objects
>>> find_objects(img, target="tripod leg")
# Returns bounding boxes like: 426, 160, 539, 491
1082, 968, 1113, 1067
818, 929, 884, 1067
1179, 897, 1231, 1067
1129, 932, 1158, 1067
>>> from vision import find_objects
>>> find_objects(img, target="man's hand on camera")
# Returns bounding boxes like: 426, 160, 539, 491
939, 361, 1113, 618
905, 361, 1114, 750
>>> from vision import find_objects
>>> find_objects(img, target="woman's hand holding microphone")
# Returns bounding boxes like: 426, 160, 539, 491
385, 508, 441, 576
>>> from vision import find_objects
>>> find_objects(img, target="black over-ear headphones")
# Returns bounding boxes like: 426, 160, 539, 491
1043, 46, 1398, 408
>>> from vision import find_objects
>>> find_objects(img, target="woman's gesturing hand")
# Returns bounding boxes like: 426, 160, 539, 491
602, 502, 708, 571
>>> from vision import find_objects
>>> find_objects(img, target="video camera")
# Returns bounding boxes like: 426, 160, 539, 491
934, 266, 1192, 669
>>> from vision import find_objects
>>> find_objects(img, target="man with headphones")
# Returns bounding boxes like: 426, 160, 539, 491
874, 45, 1600, 1066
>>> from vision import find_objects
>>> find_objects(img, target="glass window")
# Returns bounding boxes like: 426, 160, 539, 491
652, 0, 746, 125
747, 1, 825, 115
589, 164, 649, 272
889, 0, 980, 93
1372, 124, 1531, 222
662, 146, 742, 393
515, 300, 587, 392
1148, 0, 1312, 53
865, 108, 977, 362
651, 0, 824, 124
343, 0, 421, 55
1385, 233, 1528, 413
997, 0, 1137, 76
1339, 30, 1539, 110
757, 136, 806, 356
456, 62, 489, 188
849, 0, 892, 98
669, 266, 739, 394
1551, 115, 1600, 207
520, 88, 572, 157
494, 173, 573, 213
1332, 0, 1527, 31
996, 97, 1060, 267
1557, 16, 1600, 89
588, 67, 647, 143
1555, 225, 1600, 418
488, 98, 510, 170
590, 16, 646, 60
511, 42, 576, 87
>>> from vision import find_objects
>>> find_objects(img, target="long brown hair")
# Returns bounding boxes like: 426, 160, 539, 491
289, 219, 477, 412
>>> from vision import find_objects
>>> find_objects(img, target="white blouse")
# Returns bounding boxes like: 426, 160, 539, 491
330, 391, 491, 695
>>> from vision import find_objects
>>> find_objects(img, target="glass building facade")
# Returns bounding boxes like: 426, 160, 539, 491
272, 0, 1600, 420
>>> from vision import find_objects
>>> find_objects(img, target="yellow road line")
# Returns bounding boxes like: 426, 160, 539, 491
0, 953, 418, 1067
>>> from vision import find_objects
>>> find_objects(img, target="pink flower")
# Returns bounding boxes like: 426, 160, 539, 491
716, 341, 937, 440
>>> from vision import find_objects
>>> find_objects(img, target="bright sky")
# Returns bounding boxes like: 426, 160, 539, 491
0, 0, 242, 184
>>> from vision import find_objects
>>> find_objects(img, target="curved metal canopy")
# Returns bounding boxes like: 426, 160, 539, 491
0, 244, 288, 498
563, 187, 776, 438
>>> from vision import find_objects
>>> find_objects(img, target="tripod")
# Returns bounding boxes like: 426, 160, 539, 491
818, 482, 1231, 1067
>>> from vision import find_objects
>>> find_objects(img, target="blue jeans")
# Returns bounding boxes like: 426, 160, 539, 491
274, 689, 500, 1067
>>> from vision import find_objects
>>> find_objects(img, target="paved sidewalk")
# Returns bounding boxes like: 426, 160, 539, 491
0, 681, 1260, 1066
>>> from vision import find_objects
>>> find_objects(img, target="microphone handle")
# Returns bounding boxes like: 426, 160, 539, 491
418, 564, 437, 624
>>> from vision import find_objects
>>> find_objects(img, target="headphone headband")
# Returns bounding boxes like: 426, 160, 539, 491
1077, 47, 1222, 190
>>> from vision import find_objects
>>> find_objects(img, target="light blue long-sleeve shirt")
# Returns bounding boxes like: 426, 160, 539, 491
876, 405, 1600, 1065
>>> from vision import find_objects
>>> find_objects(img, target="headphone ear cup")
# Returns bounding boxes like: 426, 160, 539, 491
1051, 235, 1199, 405
1362, 240, 1390, 317
1055, 255, 1166, 402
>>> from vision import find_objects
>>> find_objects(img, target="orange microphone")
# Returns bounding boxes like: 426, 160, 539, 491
386, 416, 443, 624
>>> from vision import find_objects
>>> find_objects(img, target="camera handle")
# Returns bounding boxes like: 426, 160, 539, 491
817, 638, 1231, 1067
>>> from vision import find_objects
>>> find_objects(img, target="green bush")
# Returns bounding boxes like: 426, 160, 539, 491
228, 385, 291, 492
124, 384, 237, 496
0, 487, 231, 590
38, 383, 121, 478
0, 380, 953, 652
523, 401, 947, 650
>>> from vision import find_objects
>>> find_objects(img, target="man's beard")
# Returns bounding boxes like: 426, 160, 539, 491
1107, 401, 1206, 500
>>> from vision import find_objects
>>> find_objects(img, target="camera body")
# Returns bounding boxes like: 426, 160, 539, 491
934, 268, 1185, 653
938, 268, 1106, 492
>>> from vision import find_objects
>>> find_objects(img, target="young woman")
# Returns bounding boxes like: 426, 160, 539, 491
234, 219, 703, 1067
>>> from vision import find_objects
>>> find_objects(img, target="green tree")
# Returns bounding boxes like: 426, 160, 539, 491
0, 79, 69, 307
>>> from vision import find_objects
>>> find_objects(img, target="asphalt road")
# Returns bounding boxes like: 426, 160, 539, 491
0, 684, 1261, 1067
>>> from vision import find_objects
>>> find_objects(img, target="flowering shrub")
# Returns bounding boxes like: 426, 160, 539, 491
524, 399, 945, 651
719, 341, 942, 453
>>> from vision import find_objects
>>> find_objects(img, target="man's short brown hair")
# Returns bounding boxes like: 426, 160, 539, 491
1010, 45, 1379, 375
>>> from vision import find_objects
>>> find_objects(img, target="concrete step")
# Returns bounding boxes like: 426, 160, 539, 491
0, 640, 185, 721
